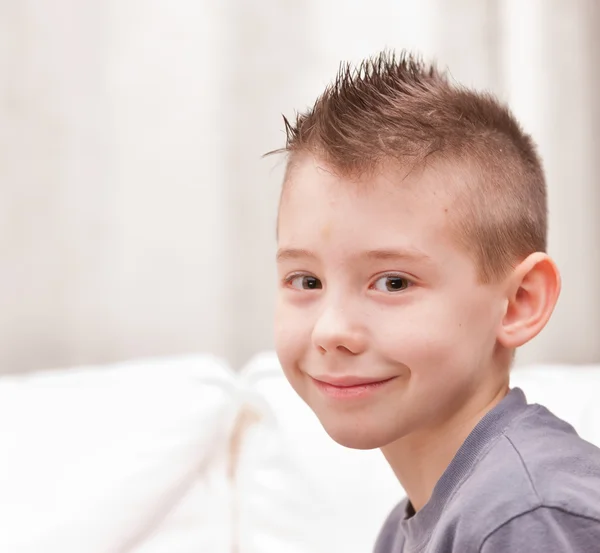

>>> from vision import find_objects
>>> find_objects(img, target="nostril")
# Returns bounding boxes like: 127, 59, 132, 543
336, 345, 355, 354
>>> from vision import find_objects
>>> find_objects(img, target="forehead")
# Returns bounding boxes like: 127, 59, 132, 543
278, 157, 457, 256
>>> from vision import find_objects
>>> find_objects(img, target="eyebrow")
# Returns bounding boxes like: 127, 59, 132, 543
276, 247, 432, 263
276, 248, 316, 263
364, 249, 432, 263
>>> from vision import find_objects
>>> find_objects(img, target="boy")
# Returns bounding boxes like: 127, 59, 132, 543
271, 51, 600, 552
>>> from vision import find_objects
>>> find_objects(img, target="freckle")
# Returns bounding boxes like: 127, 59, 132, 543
444, 207, 449, 213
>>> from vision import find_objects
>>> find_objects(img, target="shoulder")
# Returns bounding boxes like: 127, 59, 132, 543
473, 403, 600, 550
480, 506, 600, 552
448, 404, 600, 546
501, 403, 600, 518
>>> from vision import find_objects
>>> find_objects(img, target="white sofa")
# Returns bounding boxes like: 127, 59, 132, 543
1, 353, 599, 553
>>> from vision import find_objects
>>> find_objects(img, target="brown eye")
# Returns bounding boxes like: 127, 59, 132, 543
372, 275, 410, 292
289, 275, 322, 290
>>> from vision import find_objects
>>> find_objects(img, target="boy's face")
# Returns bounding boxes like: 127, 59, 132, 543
275, 156, 508, 450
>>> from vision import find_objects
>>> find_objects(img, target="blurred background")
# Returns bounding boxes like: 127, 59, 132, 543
1, 0, 599, 374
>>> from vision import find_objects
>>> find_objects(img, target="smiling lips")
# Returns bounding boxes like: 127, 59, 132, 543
311, 375, 397, 399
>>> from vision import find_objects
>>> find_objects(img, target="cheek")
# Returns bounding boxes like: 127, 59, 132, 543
274, 299, 313, 368
372, 293, 493, 369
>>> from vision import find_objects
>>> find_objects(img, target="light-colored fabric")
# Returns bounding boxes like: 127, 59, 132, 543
2, 1, 599, 373
0, 355, 239, 553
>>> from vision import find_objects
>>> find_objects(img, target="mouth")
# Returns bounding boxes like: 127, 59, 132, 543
310, 375, 397, 399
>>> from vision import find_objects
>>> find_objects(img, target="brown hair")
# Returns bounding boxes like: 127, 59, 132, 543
271, 50, 547, 283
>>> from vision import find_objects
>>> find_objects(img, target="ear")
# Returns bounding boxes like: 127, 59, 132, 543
497, 252, 561, 349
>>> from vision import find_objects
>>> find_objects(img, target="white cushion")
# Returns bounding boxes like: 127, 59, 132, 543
510, 363, 600, 447
234, 352, 403, 553
0, 355, 239, 553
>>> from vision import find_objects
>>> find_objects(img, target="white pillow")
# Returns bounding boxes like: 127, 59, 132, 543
0, 355, 239, 553
234, 352, 403, 553
510, 363, 600, 447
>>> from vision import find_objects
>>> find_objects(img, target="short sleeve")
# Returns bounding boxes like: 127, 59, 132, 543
480, 506, 600, 553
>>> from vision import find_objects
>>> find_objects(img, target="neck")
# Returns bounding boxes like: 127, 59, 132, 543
380, 381, 509, 512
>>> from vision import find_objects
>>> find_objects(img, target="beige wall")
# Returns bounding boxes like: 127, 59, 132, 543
1, 0, 599, 373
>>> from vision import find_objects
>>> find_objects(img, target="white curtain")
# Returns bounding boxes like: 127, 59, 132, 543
1, 0, 598, 373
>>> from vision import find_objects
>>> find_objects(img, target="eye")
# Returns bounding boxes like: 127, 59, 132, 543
287, 275, 323, 290
372, 274, 411, 293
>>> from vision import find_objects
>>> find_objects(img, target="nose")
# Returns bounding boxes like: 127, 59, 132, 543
311, 304, 367, 356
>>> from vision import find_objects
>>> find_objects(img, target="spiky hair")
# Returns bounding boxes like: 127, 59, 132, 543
272, 50, 547, 282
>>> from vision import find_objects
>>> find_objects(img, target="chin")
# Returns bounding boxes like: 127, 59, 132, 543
320, 419, 396, 450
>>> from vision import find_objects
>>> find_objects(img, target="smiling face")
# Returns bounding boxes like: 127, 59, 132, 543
274, 156, 510, 450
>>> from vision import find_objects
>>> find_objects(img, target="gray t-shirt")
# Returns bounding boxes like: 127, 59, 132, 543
374, 388, 600, 553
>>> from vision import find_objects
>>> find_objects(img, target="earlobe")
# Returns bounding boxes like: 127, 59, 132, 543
497, 253, 561, 349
